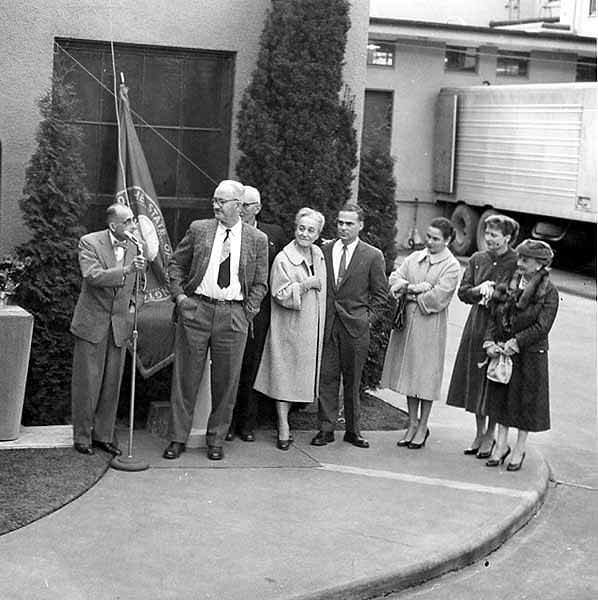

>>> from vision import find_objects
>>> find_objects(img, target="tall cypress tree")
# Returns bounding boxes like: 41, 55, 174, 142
16, 67, 90, 424
236, 0, 357, 236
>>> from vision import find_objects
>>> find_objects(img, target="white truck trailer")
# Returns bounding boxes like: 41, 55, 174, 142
433, 83, 596, 258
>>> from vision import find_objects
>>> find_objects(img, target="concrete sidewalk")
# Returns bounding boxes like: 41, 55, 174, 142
0, 397, 550, 600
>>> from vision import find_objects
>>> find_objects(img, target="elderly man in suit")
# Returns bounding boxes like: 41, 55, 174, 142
71, 203, 146, 456
311, 202, 388, 449
163, 180, 269, 461
227, 185, 286, 442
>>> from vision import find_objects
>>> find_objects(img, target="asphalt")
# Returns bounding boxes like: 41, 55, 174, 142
0, 265, 592, 600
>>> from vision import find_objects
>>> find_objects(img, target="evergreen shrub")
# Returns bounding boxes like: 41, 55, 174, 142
358, 147, 398, 391
236, 0, 357, 237
16, 69, 90, 424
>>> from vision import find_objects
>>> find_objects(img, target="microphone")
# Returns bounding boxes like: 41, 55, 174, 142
124, 231, 143, 255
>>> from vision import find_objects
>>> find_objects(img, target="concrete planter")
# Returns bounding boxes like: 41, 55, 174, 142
0, 305, 34, 441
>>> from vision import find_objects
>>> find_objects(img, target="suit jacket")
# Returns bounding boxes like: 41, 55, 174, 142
70, 230, 137, 347
323, 239, 388, 340
257, 221, 287, 269
169, 219, 269, 321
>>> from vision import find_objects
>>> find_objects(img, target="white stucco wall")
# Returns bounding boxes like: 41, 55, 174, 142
0, 0, 369, 253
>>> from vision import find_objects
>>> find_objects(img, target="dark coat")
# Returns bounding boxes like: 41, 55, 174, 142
484, 269, 559, 431
446, 248, 518, 413
322, 239, 388, 341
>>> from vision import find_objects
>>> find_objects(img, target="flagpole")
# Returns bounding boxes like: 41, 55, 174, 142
110, 65, 148, 472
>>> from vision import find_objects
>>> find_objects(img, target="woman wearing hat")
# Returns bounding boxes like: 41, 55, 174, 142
446, 215, 520, 459
482, 239, 559, 471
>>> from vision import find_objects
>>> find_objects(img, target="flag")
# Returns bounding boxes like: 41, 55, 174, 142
115, 83, 175, 377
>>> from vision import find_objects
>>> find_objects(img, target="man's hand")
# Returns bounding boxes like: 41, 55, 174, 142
125, 255, 146, 274
176, 294, 196, 311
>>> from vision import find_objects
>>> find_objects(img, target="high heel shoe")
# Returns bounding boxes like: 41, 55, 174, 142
485, 445, 511, 467
463, 445, 481, 456
506, 452, 526, 471
476, 440, 496, 460
397, 430, 417, 447
407, 428, 430, 450
276, 438, 292, 451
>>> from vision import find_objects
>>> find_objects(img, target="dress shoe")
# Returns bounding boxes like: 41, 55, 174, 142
463, 445, 481, 455
310, 431, 335, 446
74, 443, 94, 455
506, 452, 526, 472
343, 432, 370, 448
92, 440, 122, 456
207, 446, 223, 461
397, 432, 416, 447
163, 441, 186, 460
407, 428, 430, 450
276, 438, 292, 451
476, 440, 496, 459
225, 430, 235, 442
485, 445, 511, 467
240, 432, 255, 442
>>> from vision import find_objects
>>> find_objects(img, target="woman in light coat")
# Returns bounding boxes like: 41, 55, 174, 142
254, 208, 326, 450
381, 217, 461, 449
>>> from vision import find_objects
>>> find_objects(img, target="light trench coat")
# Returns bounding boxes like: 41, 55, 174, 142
254, 241, 327, 403
381, 247, 460, 402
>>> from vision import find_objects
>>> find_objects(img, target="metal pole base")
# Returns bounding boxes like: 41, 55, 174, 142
110, 455, 149, 472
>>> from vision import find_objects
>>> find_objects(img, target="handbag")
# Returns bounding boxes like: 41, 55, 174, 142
392, 294, 407, 330
486, 353, 513, 385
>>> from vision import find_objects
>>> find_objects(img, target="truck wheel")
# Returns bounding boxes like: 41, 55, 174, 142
450, 204, 479, 256
476, 209, 499, 252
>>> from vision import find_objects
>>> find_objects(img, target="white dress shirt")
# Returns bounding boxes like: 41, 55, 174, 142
195, 220, 243, 300
332, 237, 359, 283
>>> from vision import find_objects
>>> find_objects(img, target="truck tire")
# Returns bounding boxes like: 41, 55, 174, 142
476, 209, 499, 252
450, 204, 479, 256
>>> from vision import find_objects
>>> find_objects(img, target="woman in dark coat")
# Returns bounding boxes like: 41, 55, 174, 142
483, 239, 559, 471
446, 215, 519, 459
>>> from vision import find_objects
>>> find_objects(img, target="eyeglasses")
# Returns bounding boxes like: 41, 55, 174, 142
212, 196, 239, 207
241, 202, 260, 208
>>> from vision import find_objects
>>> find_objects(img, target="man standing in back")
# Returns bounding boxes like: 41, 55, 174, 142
311, 202, 388, 449
227, 185, 286, 442
163, 180, 268, 461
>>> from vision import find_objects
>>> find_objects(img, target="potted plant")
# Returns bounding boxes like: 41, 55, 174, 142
0, 255, 32, 307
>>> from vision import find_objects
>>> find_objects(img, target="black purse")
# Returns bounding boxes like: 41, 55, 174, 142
392, 294, 407, 330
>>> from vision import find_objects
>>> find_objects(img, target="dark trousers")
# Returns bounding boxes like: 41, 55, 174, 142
230, 303, 270, 434
318, 317, 370, 435
168, 298, 248, 447
71, 331, 126, 445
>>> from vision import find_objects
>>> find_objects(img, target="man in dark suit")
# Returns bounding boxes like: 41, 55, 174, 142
163, 180, 269, 461
227, 185, 286, 442
70, 203, 146, 455
311, 202, 388, 449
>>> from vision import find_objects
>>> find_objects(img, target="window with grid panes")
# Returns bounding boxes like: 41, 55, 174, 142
496, 50, 529, 77
445, 46, 478, 73
367, 42, 394, 67
54, 38, 234, 243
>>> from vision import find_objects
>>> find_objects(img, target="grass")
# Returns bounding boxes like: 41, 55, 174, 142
0, 448, 110, 536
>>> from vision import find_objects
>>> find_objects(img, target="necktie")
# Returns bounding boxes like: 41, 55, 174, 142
337, 244, 348, 287
217, 229, 231, 288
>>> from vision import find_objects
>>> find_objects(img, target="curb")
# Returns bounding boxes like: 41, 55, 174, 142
289, 453, 551, 600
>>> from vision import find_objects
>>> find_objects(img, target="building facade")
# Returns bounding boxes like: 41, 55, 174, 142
0, 0, 369, 253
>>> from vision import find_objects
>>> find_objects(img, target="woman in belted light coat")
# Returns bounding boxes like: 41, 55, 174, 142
381, 217, 461, 449
254, 208, 327, 450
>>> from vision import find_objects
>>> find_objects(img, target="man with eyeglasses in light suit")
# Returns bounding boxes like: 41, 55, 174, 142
70, 203, 146, 456
226, 185, 286, 442
163, 180, 268, 461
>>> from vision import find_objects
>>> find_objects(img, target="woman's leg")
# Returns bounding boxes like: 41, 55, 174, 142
478, 417, 497, 455
276, 401, 291, 441
398, 396, 420, 443
490, 423, 510, 461
510, 429, 528, 465
411, 399, 432, 445
468, 414, 486, 449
